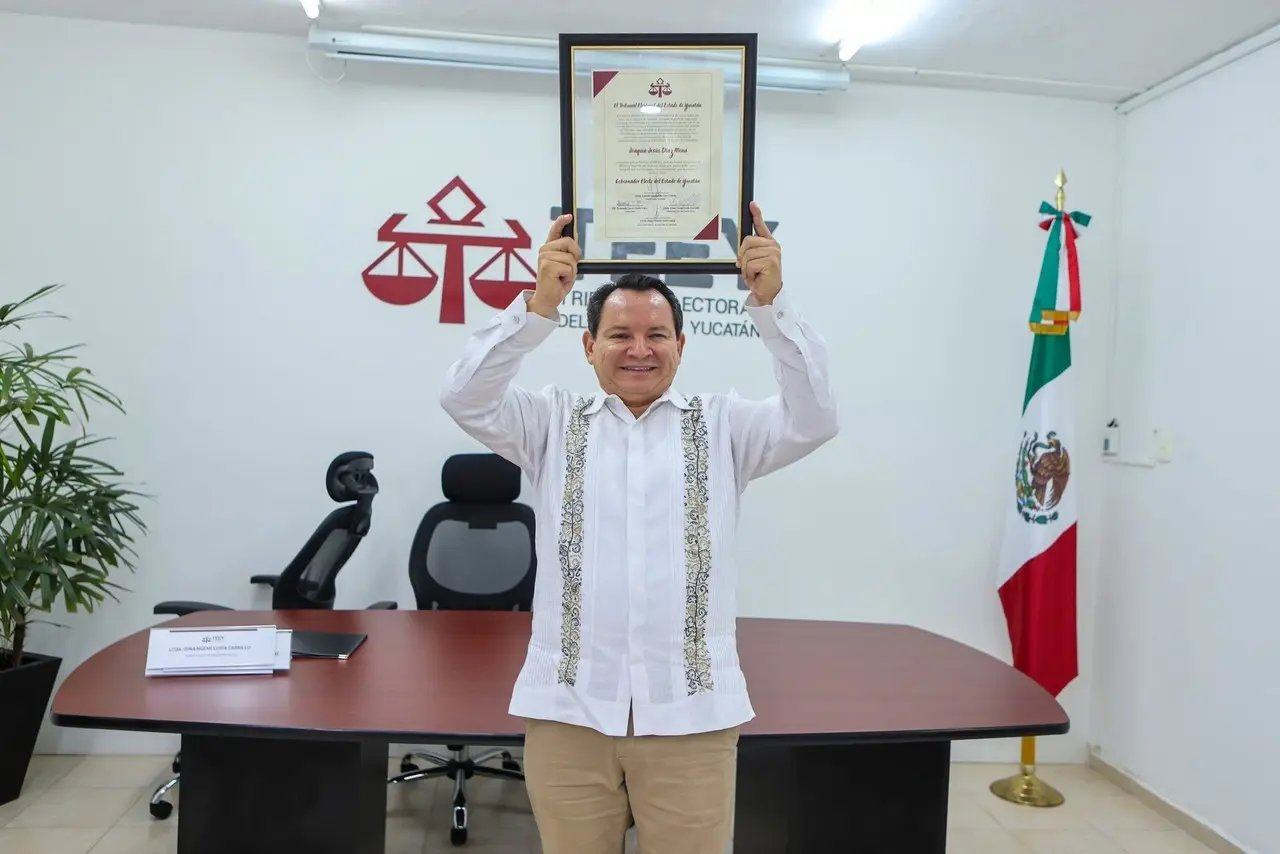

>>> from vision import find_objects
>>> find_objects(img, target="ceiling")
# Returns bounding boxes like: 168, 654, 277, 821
2, 0, 1278, 102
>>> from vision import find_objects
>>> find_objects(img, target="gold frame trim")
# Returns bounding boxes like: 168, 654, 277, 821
568, 43, 748, 264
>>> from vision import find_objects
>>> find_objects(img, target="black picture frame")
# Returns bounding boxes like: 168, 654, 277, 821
558, 32, 759, 276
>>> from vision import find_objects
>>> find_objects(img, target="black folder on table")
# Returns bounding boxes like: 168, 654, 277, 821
289, 630, 367, 660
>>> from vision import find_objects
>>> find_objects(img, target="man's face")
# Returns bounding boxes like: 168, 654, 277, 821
583, 288, 685, 411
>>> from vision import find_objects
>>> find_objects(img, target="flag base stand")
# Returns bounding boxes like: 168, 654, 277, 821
990, 768, 1065, 807
990, 736, 1065, 807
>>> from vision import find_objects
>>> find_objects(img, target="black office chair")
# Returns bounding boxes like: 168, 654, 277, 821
147, 451, 395, 820
387, 452, 536, 847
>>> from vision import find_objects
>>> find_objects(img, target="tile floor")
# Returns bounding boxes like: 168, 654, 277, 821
0, 753, 1215, 853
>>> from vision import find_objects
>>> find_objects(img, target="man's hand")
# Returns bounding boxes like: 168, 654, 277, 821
737, 201, 782, 305
529, 214, 580, 319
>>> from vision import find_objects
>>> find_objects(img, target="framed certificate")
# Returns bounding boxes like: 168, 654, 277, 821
558, 33, 758, 275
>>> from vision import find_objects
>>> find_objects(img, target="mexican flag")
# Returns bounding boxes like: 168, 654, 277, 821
996, 199, 1091, 698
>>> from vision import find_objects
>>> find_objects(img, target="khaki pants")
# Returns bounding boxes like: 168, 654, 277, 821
522, 714, 739, 854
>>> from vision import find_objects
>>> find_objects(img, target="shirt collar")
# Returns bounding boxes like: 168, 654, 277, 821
584, 387, 692, 416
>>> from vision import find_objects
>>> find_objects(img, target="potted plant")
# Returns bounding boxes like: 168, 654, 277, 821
0, 284, 147, 805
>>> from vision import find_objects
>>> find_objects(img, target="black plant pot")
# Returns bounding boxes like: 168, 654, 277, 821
0, 650, 62, 805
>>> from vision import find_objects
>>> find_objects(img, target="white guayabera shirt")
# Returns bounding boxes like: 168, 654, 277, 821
440, 288, 838, 737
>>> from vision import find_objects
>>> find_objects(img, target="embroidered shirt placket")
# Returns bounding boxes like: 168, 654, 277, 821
555, 396, 591, 687
681, 396, 715, 694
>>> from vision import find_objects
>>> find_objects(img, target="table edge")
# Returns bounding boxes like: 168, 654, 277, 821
49, 709, 1068, 747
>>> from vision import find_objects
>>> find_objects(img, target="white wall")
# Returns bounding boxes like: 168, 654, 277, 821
0, 12, 1121, 762
1093, 38, 1280, 854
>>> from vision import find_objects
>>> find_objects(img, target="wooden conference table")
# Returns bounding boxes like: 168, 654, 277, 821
52, 609, 1067, 854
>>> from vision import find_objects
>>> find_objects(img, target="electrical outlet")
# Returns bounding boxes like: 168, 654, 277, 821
1154, 430, 1173, 463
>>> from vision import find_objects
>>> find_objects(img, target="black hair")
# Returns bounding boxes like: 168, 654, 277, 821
585, 273, 684, 337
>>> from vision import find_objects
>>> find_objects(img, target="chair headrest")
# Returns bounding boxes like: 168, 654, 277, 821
442, 453, 521, 504
327, 451, 378, 503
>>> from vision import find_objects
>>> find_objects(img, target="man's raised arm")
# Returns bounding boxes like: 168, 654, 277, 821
439, 215, 580, 474
726, 203, 840, 484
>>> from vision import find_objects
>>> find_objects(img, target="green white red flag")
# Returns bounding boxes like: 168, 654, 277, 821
996, 199, 1092, 697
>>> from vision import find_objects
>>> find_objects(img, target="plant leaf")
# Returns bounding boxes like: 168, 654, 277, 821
1, 284, 146, 639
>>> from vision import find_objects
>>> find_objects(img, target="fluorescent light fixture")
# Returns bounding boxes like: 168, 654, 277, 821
827, 0, 922, 61
299, 0, 320, 19
307, 28, 850, 94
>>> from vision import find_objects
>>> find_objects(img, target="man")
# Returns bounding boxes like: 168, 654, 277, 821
439, 201, 837, 853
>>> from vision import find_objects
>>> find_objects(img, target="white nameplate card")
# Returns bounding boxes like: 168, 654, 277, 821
145, 625, 293, 677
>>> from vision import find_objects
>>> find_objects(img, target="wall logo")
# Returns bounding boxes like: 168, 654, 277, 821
1014, 430, 1070, 525
365, 176, 779, 338
363, 176, 535, 324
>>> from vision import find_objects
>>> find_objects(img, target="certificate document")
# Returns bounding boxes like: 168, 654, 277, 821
591, 68, 724, 241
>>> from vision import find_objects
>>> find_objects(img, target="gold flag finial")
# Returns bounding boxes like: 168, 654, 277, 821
1055, 169, 1067, 211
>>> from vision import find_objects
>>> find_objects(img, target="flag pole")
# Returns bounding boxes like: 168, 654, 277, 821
990, 169, 1071, 809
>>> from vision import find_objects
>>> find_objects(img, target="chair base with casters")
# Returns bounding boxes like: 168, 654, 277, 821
146, 753, 183, 819
148, 451, 394, 821
391, 452, 538, 846
389, 745, 524, 846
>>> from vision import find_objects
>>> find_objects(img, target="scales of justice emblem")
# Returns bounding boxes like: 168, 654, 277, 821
362, 177, 538, 324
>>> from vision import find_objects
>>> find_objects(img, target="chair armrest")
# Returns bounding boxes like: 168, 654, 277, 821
366, 600, 398, 610
153, 601, 235, 617
249, 574, 280, 587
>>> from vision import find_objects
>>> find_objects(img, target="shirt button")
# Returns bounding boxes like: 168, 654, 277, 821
513, 315, 522, 324
776, 310, 785, 319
